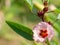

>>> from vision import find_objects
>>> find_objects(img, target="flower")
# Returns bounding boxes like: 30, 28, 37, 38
33, 22, 54, 42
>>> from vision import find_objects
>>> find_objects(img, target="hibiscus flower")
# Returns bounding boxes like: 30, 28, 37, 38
33, 22, 54, 42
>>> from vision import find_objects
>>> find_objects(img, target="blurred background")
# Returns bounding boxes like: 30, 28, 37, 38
0, 0, 60, 45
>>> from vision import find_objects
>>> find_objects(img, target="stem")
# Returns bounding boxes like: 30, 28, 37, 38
41, 16, 45, 22
45, 39, 50, 45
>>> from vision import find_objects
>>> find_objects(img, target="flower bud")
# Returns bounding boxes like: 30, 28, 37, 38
43, 7, 48, 12
37, 11, 44, 17
43, 1, 48, 6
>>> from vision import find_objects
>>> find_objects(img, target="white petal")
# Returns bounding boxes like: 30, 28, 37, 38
38, 37, 45, 42
47, 24, 54, 41
33, 33, 45, 42
38, 22, 47, 29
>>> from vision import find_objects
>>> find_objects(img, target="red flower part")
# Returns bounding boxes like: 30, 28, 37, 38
39, 30, 48, 38
37, 11, 45, 21
33, 22, 54, 42
48, 22, 52, 25
43, 7, 48, 12
37, 11, 44, 17
43, 1, 48, 6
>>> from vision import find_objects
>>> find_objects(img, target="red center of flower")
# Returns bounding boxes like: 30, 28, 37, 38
39, 30, 48, 38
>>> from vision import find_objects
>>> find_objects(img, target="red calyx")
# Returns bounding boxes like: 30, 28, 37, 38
43, 7, 48, 12
43, 1, 48, 6
37, 11, 45, 21
47, 22, 52, 25
37, 11, 44, 17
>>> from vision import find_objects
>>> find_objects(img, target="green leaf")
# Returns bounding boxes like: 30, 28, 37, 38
50, 38, 58, 45
55, 9, 60, 13
33, 0, 44, 10
6, 21, 33, 40
45, 13, 60, 33
25, 0, 33, 11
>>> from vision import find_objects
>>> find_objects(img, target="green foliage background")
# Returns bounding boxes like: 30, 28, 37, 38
0, 0, 60, 45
